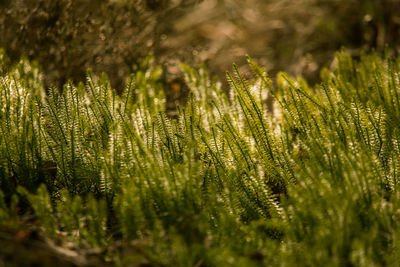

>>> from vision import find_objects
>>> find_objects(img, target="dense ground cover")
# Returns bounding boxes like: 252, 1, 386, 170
1, 49, 400, 266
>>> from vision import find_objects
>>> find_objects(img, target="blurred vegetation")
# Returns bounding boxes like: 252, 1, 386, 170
1, 0, 399, 93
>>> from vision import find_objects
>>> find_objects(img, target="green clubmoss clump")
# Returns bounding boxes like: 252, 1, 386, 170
1, 49, 400, 265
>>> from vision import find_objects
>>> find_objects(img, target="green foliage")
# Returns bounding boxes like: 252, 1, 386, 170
1, 49, 400, 265
17, 185, 57, 237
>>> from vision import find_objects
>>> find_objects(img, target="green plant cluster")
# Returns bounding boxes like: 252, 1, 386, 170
1, 49, 400, 266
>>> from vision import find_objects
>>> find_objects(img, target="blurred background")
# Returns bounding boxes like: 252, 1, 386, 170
1, 0, 400, 93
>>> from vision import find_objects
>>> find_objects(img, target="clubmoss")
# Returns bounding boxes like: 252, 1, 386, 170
1, 49, 400, 265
